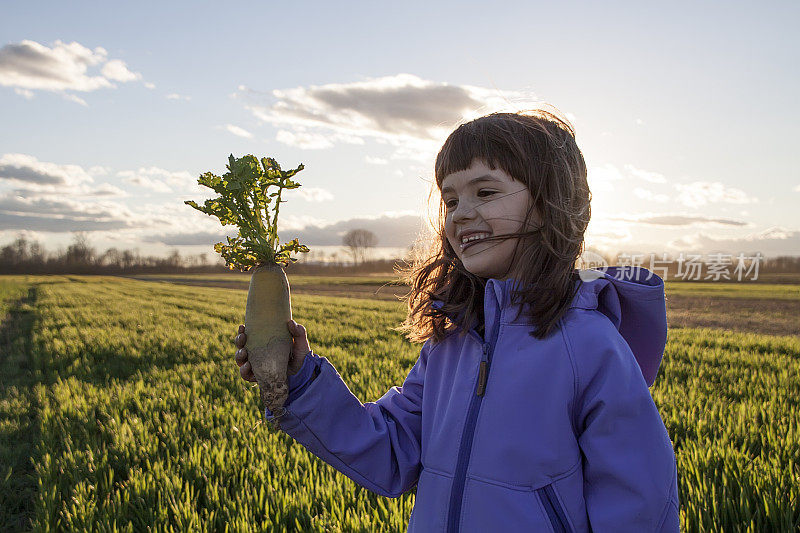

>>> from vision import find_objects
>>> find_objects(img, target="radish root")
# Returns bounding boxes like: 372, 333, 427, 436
249, 337, 294, 416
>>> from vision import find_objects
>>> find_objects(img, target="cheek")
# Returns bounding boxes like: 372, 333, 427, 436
443, 220, 457, 250
445, 214, 459, 237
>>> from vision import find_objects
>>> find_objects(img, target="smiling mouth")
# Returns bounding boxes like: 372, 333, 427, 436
460, 237, 488, 252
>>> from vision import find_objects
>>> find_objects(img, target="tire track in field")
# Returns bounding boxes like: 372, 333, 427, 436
0, 285, 41, 532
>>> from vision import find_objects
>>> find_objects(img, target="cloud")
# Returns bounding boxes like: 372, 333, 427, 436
246, 73, 478, 138
366, 156, 388, 165
675, 181, 756, 208
14, 88, 34, 99
117, 167, 195, 194
794, 184, 800, 192
141, 230, 237, 246
88, 165, 111, 176
0, 154, 156, 200
0, 187, 223, 236
0, 191, 135, 232
0, 151, 203, 204
121, 174, 171, 193
275, 128, 366, 149
611, 213, 748, 227
84, 183, 128, 197
0, 156, 209, 237
587, 163, 624, 192
275, 129, 334, 150
633, 187, 669, 203
62, 93, 88, 106
224, 124, 253, 138
101, 59, 141, 82
0, 40, 144, 100
145, 211, 425, 248
166, 93, 191, 101
279, 211, 425, 248
140, 230, 230, 246
666, 226, 800, 257
0, 212, 131, 232
0, 153, 93, 189
0, 193, 121, 218
624, 164, 666, 184
587, 227, 632, 244
592, 163, 758, 212
237, 73, 540, 158
590, 163, 667, 193
284, 187, 334, 202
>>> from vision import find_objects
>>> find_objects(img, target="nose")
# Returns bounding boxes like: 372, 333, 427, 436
450, 197, 478, 223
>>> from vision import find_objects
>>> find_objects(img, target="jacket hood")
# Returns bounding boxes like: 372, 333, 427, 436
430, 266, 668, 386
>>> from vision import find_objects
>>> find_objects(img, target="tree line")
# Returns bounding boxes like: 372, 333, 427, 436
3, 232, 800, 276
0, 233, 215, 275
0, 229, 393, 275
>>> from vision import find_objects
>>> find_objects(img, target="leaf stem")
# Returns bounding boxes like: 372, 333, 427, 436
270, 178, 284, 252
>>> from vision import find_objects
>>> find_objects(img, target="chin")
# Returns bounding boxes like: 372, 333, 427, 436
460, 260, 499, 279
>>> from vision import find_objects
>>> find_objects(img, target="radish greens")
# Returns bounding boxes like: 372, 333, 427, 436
185, 154, 309, 270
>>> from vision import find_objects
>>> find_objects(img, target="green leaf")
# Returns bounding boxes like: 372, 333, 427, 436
185, 153, 311, 269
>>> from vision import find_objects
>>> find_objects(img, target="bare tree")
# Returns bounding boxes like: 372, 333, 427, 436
342, 229, 378, 265
30, 240, 45, 264
65, 232, 96, 266
121, 249, 136, 270
166, 249, 183, 269
100, 247, 123, 268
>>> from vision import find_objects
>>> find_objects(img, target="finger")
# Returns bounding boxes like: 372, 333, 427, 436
240, 361, 255, 382
238, 324, 245, 334
235, 333, 246, 348
235, 347, 248, 366
289, 320, 307, 337
291, 322, 311, 352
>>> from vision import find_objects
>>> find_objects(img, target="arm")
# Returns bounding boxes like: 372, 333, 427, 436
565, 319, 680, 531
265, 342, 431, 498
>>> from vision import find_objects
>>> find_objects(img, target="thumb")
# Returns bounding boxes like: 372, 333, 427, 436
288, 320, 311, 353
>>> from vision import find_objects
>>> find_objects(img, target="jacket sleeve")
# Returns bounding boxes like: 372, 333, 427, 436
567, 318, 680, 532
263, 341, 431, 498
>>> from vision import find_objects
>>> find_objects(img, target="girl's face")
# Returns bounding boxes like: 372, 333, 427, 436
442, 159, 541, 280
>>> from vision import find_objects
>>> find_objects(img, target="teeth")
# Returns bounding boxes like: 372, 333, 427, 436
461, 233, 489, 245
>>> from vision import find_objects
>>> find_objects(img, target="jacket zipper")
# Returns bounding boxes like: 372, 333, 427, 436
446, 316, 500, 532
537, 484, 572, 533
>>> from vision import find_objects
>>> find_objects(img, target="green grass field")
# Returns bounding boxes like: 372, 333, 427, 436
1, 275, 798, 531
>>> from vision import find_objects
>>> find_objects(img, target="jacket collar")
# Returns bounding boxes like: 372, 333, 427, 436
430, 266, 668, 386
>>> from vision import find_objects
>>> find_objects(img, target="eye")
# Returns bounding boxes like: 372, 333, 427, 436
444, 190, 496, 209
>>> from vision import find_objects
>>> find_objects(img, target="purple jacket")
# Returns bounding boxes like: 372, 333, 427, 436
265, 266, 680, 532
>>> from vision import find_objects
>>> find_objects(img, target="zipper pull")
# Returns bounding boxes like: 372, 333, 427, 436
477, 343, 490, 397
477, 362, 488, 396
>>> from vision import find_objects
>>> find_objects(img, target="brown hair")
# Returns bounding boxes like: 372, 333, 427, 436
393, 107, 591, 344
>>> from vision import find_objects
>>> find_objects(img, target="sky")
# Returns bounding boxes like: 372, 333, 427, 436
1, 0, 798, 266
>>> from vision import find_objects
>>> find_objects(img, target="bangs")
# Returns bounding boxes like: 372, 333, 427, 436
435, 121, 508, 189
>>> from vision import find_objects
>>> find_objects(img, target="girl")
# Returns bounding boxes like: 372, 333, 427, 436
234, 109, 680, 532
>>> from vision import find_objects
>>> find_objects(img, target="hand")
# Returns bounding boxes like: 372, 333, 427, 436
234, 320, 311, 382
